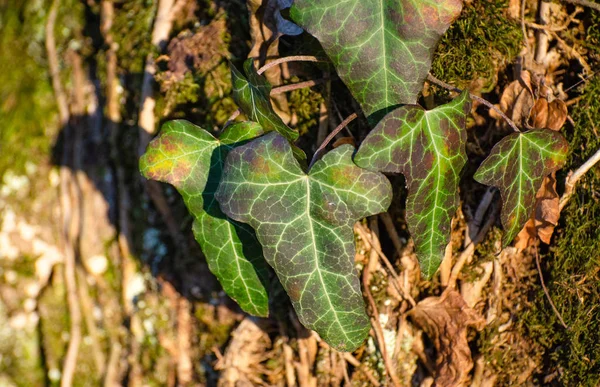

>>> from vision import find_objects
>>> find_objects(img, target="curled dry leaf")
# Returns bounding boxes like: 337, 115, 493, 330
529, 98, 568, 131
409, 289, 485, 387
490, 71, 534, 128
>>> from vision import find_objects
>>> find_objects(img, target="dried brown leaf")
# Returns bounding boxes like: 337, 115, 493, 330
529, 98, 549, 129
546, 99, 568, 131
535, 173, 560, 243
409, 289, 485, 387
490, 71, 534, 128
515, 173, 560, 249
528, 98, 567, 131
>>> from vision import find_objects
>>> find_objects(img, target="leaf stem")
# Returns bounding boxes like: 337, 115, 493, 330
309, 113, 358, 169
256, 55, 325, 75
271, 78, 328, 95
426, 73, 522, 133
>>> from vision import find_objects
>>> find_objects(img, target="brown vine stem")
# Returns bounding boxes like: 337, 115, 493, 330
45, 2, 82, 386
309, 113, 358, 169
426, 73, 522, 133
559, 146, 600, 211
535, 247, 569, 329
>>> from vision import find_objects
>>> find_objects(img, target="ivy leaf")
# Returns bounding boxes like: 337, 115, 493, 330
290, 0, 463, 118
231, 59, 299, 143
473, 129, 568, 246
216, 132, 392, 351
354, 92, 471, 278
139, 120, 270, 317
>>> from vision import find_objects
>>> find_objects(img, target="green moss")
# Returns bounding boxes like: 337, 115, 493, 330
431, 0, 522, 91
288, 77, 324, 136
113, 0, 155, 75
0, 2, 57, 176
38, 274, 69, 383
519, 76, 600, 385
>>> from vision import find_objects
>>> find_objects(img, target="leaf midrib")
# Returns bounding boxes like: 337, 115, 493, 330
304, 175, 348, 341
423, 113, 442, 275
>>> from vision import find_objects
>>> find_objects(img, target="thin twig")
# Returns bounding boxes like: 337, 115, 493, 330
256, 55, 324, 75
559, 146, 600, 211
535, 247, 569, 329
526, 8, 583, 32
521, 0, 530, 54
76, 267, 105, 375
309, 113, 358, 169
379, 213, 404, 257
551, 30, 592, 75
467, 187, 497, 246
272, 78, 328, 95
362, 220, 402, 387
426, 73, 521, 133
560, 0, 600, 12
342, 353, 381, 387
447, 208, 497, 289
563, 71, 597, 93
355, 223, 416, 307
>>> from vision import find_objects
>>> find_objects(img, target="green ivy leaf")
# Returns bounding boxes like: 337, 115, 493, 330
231, 59, 299, 143
474, 129, 568, 246
354, 92, 471, 278
216, 132, 392, 351
139, 120, 270, 317
290, 0, 463, 118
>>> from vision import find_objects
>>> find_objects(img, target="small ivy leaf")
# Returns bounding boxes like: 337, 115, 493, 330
216, 132, 392, 351
290, 0, 463, 119
231, 59, 300, 143
140, 120, 270, 317
474, 129, 568, 246
354, 91, 472, 278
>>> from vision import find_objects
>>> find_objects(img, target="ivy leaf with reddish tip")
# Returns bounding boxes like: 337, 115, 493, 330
231, 59, 300, 143
139, 120, 270, 317
354, 92, 471, 278
474, 129, 568, 246
216, 132, 392, 351
290, 0, 463, 119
